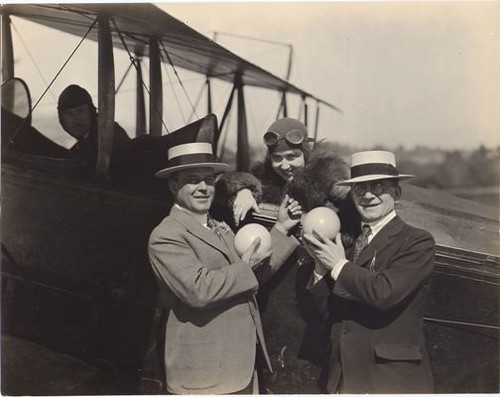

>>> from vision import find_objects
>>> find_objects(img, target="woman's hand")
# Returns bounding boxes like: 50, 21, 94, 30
275, 194, 302, 234
233, 188, 260, 226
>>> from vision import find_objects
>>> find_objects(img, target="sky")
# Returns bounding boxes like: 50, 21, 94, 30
162, 1, 500, 151
6, 1, 500, 152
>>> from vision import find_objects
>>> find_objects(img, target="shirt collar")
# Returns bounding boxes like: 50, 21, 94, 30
174, 203, 209, 226
362, 210, 397, 241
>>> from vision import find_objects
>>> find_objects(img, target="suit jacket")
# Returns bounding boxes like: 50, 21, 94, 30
148, 206, 298, 394
309, 215, 435, 393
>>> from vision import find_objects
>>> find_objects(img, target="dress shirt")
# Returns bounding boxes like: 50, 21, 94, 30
364, 210, 397, 245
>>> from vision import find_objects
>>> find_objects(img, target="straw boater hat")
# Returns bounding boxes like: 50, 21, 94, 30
155, 114, 230, 178
336, 150, 414, 185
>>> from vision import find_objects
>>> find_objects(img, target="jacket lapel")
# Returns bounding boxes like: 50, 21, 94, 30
218, 228, 240, 262
170, 206, 232, 258
356, 216, 405, 268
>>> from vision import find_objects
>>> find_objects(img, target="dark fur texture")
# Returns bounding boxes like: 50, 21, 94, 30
212, 172, 263, 229
212, 140, 360, 245
287, 140, 350, 211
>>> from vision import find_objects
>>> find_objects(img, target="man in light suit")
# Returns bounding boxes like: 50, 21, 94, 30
148, 115, 301, 394
304, 150, 435, 393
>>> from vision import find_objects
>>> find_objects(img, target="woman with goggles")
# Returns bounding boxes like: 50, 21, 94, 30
212, 117, 360, 394
213, 118, 315, 231
214, 118, 353, 226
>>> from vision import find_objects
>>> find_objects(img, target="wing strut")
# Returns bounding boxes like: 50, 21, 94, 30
207, 78, 212, 114
303, 96, 308, 127
149, 37, 163, 136
2, 12, 14, 83
314, 101, 320, 142
236, 74, 249, 171
216, 84, 236, 153
135, 56, 146, 136
277, 91, 288, 118
97, 13, 115, 178
2, 12, 15, 116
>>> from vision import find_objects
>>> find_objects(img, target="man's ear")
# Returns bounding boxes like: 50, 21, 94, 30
168, 179, 178, 195
393, 185, 402, 201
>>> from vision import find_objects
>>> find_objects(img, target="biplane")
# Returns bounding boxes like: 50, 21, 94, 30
1, 3, 498, 395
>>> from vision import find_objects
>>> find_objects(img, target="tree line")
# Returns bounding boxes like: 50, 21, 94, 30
395, 145, 499, 189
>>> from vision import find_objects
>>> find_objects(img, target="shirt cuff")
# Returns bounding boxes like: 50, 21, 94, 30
330, 259, 349, 280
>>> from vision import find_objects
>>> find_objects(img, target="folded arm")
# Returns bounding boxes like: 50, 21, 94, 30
149, 233, 259, 309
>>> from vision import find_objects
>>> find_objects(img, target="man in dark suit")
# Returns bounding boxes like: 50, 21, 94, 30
148, 115, 302, 394
304, 150, 435, 393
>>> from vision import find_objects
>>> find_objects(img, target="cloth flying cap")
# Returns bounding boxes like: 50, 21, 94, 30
58, 85, 95, 112
266, 117, 308, 152
336, 150, 414, 185
155, 114, 230, 178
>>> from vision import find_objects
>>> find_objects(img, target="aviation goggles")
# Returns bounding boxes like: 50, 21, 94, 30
263, 129, 307, 147
353, 181, 392, 197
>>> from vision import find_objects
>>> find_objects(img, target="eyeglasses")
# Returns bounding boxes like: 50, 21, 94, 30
353, 181, 390, 197
263, 129, 307, 147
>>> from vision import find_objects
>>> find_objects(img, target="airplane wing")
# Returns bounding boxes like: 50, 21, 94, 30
4, 3, 340, 111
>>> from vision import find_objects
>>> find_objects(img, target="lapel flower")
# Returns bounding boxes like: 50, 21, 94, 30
217, 221, 231, 234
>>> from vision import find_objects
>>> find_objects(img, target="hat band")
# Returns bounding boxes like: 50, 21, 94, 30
168, 142, 212, 159
167, 153, 218, 167
351, 163, 398, 178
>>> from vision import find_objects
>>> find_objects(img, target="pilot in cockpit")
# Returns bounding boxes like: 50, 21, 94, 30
57, 84, 130, 159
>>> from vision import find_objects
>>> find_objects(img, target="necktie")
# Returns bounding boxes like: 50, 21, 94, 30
353, 224, 372, 262
207, 217, 224, 241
